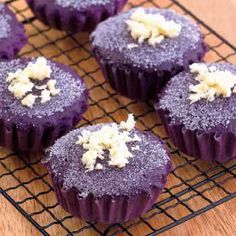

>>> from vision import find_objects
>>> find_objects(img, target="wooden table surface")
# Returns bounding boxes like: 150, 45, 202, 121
0, 0, 236, 235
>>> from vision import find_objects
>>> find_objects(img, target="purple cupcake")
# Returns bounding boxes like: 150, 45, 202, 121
26, 0, 127, 33
44, 114, 172, 224
0, 57, 88, 152
156, 62, 236, 163
0, 3, 26, 60
91, 7, 207, 100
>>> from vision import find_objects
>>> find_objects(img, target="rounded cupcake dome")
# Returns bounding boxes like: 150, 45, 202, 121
44, 123, 172, 224
0, 57, 88, 152
0, 3, 27, 60
26, 0, 128, 33
156, 62, 236, 162
91, 7, 207, 100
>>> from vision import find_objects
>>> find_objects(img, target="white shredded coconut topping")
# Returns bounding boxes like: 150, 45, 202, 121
41, 89, 51, 104
76, 114, 141, 171
24, 57, 52, 81
189, 63, 236, 103
120, 113, 136, 131
47, 79, 61, 96
126, 8, 181, 46
21, 94, 38, 108
6, 57, 60, 108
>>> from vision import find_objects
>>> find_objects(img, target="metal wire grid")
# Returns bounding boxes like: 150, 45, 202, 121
0, 0, 235, 235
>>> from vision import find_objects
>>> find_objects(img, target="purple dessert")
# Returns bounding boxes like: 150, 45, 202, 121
156, 63, 236, 162
0, 3, 26, 60
26, 0, 127, 33
44, 116, 172, 224
0, 57, 88, 152
91, 7, 207, 100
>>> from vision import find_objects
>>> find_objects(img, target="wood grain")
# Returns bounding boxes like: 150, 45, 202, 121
161, 198, 236, 236
0, 195, 40, 236
179, 0, 236, 46
0, 0, 236, 235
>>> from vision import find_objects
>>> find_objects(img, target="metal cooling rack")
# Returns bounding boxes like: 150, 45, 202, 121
0, 0, 235, 235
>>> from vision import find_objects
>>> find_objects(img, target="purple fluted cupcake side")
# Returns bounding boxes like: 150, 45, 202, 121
0, 3, 27, 60
0, 102, 88, 152
93, 43, 206, 100
157, 108, 236, 163
49, 172, 165, 224
26, 0, 127, 33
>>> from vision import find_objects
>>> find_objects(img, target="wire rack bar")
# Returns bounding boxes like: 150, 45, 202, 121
1, 188, 50, 236
150, 193, 236, 236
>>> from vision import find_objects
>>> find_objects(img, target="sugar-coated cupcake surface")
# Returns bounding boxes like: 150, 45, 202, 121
156, 63, 236, 162
0, 3, 26, 60
1, 59, 86, 118
92, 8, 203, 70
91, 8, 206, 100
55, 0, 120, 9
46, 126, 171, 197
0, 57, 88, 151
45, 116, 172, 223
26, 0, 127, 33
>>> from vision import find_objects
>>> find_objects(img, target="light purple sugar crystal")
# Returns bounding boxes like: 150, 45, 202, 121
0, 4, 11, 38
55, 0, 111, 9
45, 124, 171, 197
91, 8, 203, 70
158, 63, 236, 132
0, 58, 86, 119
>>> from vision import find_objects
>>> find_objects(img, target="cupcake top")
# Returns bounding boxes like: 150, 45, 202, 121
45, 115, 171, 197
55, 0, 116, 9
0, 57, 88, 126
157, 63, 236, 133
91, 7, 204, 71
